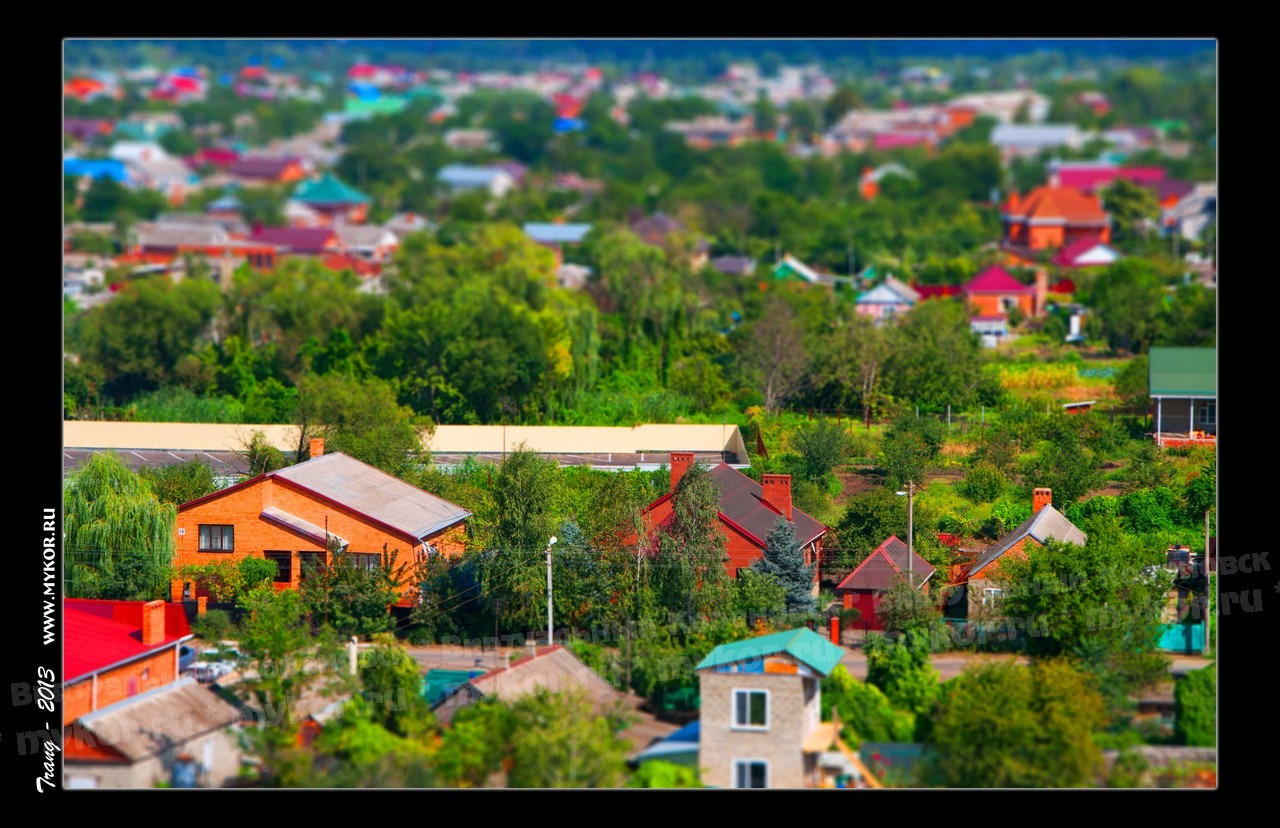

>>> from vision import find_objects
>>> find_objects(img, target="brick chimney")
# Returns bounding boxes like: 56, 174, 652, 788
1033, 487, 1053, 514
141, 600, 165, 645
669, 452, 694, 494
310, 437, 324, 458
1034, 268, 1049, 318
761, 474, 793, 521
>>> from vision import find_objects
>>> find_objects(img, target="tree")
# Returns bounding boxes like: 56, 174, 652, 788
751, 517, 817, 616
627, 760, 702, 788
301, 541, 411, 639
432, 699, 516, 787
884, 299, 993, 410
876, 578, 948, 644
1113, 354, 1150, 411
998, 528, 1172, 704
733, 568, 787, 623
1173, 665, 1215, 747
1085, 260, 1166, 355
790, 419, 850, 483
235, 584, 343, 787
64, 452, 175, 600
296, 373, 427, 479
832, 488, 906, 567
505, 687, 632, 788
138, 459, 218, 506
357, 634, 437, 739
243, 428, 288, 476
823, 85, 862, 128
480, 446, 560, 631
1101, 178, 1161, 244
920, 658, 1108, 788
734, 297, 809, 413
178, 556, 276, 604
863, 628, 941, 718
820, 664, 915, 747
1018, 432, 1102, 509
652, 462, 733, 620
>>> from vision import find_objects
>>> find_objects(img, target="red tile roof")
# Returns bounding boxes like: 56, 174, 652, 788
913, 284, 961, 300
249, 226, 337, 255
1004, 185, 1109, 225
65, 599, 190, 681
964, 266, 1033, 295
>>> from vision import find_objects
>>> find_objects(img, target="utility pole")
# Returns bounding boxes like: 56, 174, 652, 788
896, 481, 915, 589
545, 536, 558, 646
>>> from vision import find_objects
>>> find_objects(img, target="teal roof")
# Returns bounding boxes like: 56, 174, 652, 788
294, 173, 371, 205
695, 627, 845, 676
421, 668, 485, 706
1148, 347, 1216, 397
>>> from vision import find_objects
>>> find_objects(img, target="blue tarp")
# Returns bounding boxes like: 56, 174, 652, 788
553, 117, 586, 133
64, 157, 130, 183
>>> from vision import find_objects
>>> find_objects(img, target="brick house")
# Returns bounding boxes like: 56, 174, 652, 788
639, 453, 828, 583
961, 265, 1037, 319
948, 488, 1087, 622
171, 439, 470, 607
695, 627, 853, 788
63, 599, 243, 788
1001, 185, 1112, 255
834, 535, 936, 632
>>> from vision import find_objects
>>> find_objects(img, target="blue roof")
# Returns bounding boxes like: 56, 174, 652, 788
523, 222, 593, 244
64, 158, 130, 183
553, 117, 587, 133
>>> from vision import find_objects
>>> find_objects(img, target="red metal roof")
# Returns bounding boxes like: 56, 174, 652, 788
1057, 165, 1165, 193
65, 599, 190, 682
249, 226, 337, 254
964, 266, 1033, 295
914, 284, 961, 300
1051, 236, 1118, 267
835, 535, 935, 592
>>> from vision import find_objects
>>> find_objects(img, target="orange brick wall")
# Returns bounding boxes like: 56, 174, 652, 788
641, 500, 823, 582
172, 478, 467, 601
968, 293, 1034, 317
63, 648, 178, 726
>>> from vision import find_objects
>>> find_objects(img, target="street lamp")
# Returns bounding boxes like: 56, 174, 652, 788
545, 535, 558, 648
895, 481, 915, 589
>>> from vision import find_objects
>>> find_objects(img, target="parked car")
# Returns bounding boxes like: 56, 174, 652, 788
179, 644, 197, 672
189, 642, 243, 685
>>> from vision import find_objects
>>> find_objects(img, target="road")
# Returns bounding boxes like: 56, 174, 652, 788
404, 643, 1211, 681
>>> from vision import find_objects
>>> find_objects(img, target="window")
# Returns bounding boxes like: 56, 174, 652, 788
982, 588, 1004, 609
733, 689, 769, 729
299, 552, 326, 582
1197, 400, 1216, 426
264, 551, 292, 584
734, 760, 768, 789
349, 553, 380, 572
198, 524, 234, 552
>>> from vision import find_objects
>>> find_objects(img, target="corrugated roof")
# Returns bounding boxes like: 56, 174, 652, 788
294, 173, 371, 205
65, 599, 191, 681
965, 266, 1033, 295
260, 506, 347, 548
76, 678, 241, 762
968, 505, 1087, 578
249, 226, 336, 254
230, 155, 298, 179
695, 627, 845, 676
1148, 347, 1216, 397
709, 464, 827, 547
522, 222, 593, 244
836, 535, 935, 592
271, 452, 470, 541
136, 223, 229, 249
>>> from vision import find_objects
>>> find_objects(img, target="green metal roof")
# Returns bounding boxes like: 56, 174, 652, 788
344, 96, 409, 116
421, 668, 485, 705
294, 173, 371, 205
1148, 347, 1216, 397
695, 627, 845, 676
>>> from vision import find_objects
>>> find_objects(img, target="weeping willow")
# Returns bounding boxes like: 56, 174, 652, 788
64, 452, 177, 600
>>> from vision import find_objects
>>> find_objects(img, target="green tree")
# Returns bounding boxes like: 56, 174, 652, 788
64, 452, 175, 600
357, 634, 437, 739
832, 488, 906, 567
178, 556, 276, 604
301, 541, 412, 639
652, 462, 733, 619
235, 584, 343, 787
820, 664, 915, 746
884, 299, 993, 410
1173, 665, 1215, 747
626, 760, 703, 788
1084, 260, 1166, 355
480, 446, 560, 631
1018, 432, 1102, 509
1114, 354, 1150, 411
920, 658, 1108, 788
432, 699, 515, 787
751, 517, 817, 616
243, 429, 289, 476
790, 418, 851, 482
863, 628, 941, 717
138, 459, 218, 506
1101, 178, 1160, 244
733, 568, 787, 623
506, 687, 632, 788
296, 373, 427, 478
734, 296, 810, 413
998, 528, 1172, 703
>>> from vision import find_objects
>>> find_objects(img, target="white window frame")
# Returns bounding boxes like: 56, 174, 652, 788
982, 587, 1004, 608
732, 688, 769, 731
734, 758, 770, 789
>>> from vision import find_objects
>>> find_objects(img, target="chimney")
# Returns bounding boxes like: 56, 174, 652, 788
197, 596, 207, 617
310, 437, 324, 458
669, 452, 694, 494
761, 474, 793, 521
1033, 487, 1053, 514
1007, 191, 1020, 212
1034, 268, 1049, 318
142, 600, 165, 645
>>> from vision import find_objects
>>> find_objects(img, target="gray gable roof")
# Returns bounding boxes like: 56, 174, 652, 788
271, 452, 471, 541
969, 504, 1086, 578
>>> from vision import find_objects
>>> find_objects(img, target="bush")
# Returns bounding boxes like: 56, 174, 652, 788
191, 609, 234, 642
1174, 665, 1215, 747
958, 461, 1007, 503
